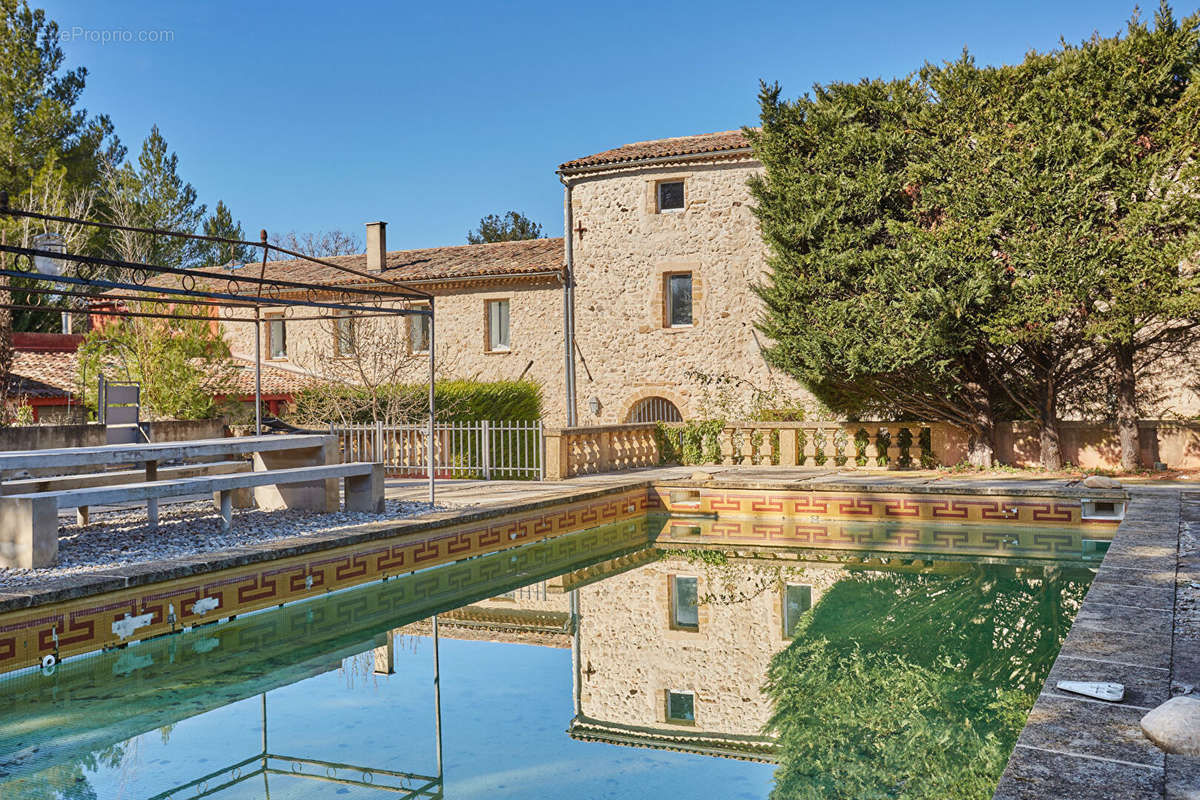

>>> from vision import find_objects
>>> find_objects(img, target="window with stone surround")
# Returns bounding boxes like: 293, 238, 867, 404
665, 690, 696, 724
486, 299, 510, 352
670, 575, 699, 630
782, 583, 812, 639
657, 180, 685, 212
266, 313, 287, 360
409, 310, 430, 354
334, 312, 355, 357
665, 272, 693, 327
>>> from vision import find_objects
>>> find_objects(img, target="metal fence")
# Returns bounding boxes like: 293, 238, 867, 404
330, 420, 544, 481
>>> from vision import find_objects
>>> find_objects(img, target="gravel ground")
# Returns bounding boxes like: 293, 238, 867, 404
0, 498, 455, 591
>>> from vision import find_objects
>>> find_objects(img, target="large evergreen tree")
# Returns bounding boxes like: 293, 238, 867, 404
0, 0, 122, 195
104, 126, 205, 269
196, 200, 250, 267
748, 78, 1012, 466
752, 6, 1200, 469
0, 0, 121, 419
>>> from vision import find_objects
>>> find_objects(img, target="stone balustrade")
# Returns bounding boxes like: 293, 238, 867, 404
544, 424, 661, 480
662, 421, 967, 469
544, 420, 970, 479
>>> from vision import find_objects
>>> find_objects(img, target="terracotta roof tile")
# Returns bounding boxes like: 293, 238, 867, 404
172, 236, 564, 294
7, 350, 78, 398
560, 130, 753, 171
224, 358, 314, 396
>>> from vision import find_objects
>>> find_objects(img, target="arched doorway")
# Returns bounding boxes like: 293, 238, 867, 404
626, 396, 683, 423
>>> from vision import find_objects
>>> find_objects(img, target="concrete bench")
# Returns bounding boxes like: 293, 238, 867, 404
1, 460, 257, 524
0, 462, 384, 569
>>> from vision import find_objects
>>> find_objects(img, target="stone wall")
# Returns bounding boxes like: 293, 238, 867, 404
0, 418, 226, 453
566, 157, 811, 425
218, 277, 568, 423
998, 420, 1200, 470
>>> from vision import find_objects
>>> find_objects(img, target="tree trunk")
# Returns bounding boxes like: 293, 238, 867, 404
1114, 340, 1140, 472
964, 379, 996, 469
0, 231, 10, 425
1037, 375, 1062, 470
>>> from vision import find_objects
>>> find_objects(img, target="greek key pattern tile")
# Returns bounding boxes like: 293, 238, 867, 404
660, 516, 1089, 559
652, 487, 1111, 529
0, 488, 648, 674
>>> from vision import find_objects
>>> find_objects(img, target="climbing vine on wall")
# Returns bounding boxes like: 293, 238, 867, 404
655, 420, 725, 465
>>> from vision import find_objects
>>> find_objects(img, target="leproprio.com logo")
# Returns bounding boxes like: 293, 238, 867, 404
63, 26, 175, 44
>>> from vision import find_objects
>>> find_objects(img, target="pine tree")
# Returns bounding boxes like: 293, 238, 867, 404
104, 126, 205, 269
0, 0, 121, 419
0, 0, 122, 195
467, 211, 543, 244
196, 200, 250, 267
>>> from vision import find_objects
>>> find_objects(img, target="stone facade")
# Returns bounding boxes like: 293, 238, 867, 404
565, 156, 811, 425
222, 276, 569, 423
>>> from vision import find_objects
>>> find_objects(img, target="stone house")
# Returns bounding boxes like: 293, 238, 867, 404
203, 128, 1197, 429
567, 549, 849, 761
558, 130, 809, 425
212, 234, 569, 422
213, 130, 805, 427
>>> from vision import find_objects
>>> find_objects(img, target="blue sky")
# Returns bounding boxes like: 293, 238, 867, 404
47, 0, 1149, 249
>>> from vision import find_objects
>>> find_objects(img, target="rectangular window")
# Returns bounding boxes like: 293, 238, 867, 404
666, 273, 693, 327
266, 315, 287, 360
409, 312, 430, 354
334, 313, 355, 356
486, 299, 510, 352
671, 575, 699, 630
783, 584, 813, 638
657, 180, 685, 212
666, 690, 696, 723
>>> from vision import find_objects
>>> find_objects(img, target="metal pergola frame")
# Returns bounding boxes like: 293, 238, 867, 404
144, 617, 445, 800
0, 193, 440, 503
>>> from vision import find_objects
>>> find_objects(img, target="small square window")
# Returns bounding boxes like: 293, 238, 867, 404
672, 575, 699, 629
266, 315, 287, 359
658, 181, 685, 212
783, 584, 812, 638
409, 312, 430, 354
666, 273, 693, 327
487, 299, 510, 352
666, 690, 695, 723
334, 313, 355, 356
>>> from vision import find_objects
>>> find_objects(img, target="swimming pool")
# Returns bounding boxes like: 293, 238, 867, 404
0, 513, 1095, 799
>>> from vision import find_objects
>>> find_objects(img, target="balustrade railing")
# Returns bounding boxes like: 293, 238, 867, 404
544, 423, 661, 479
544, 420, 968, 479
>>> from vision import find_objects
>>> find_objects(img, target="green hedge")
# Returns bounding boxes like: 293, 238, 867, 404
290, 379, 542, 424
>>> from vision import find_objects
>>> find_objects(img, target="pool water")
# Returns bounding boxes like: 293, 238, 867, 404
0, 515, 1094, 800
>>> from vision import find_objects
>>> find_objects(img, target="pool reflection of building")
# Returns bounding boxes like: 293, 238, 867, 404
376, 513, 1100, 765
563, 546, 879, 763
557, 515, 1101, 764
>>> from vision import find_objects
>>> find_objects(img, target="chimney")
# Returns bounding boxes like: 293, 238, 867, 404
366, 221, 387, 272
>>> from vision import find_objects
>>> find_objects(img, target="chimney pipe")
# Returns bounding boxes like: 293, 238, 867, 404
366, 221, 387, 272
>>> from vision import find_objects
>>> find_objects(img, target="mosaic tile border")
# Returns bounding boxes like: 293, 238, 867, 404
655, 515, 1108, 560
650, 486, 1119, 530
0, 487, 649, 673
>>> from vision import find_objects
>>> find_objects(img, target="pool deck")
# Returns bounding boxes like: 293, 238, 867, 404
990, 488, 1198, 800
0, 465, 1193, 797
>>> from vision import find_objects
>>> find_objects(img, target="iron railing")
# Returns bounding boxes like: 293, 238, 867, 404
331, 420, 543, 481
